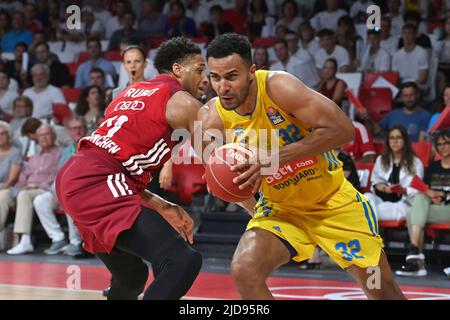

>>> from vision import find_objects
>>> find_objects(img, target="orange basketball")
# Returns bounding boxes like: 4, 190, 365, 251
204, 143, 255, 203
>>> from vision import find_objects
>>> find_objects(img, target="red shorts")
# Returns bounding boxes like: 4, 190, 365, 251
56, 148, 143, 254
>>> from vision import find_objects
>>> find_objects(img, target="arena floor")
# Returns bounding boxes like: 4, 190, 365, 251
1, 250, 450, 300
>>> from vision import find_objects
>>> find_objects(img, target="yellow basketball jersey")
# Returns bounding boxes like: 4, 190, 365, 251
215, 70, 346, 214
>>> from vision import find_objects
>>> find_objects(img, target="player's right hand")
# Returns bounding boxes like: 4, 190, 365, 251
158, 204, 194, 244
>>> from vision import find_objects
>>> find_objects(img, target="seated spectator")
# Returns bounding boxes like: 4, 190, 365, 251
185, 0, 209, 33
392, 24, 429, 90
75, 85, 106, 134
270, 39, 319, 88
310, 0, 347, 32
0, 10, 11, 44
380, 16, 400, 56
104, 0, 129, 39
285, 31, 320, 88
17, 117, 41, 158
396, 129, 450, 277
0, 71, 19, 119
139, 0, 166, 38
75, 37, 117, 89
436, 17, 450, 94
204, 5, 234, 43
343, 121, 376, 163
30, 42, 72, 88
9, 96, 33, 140
275, 0, 303, 34
398, 11, 432, 57
1, 11, 33, 53
22, 64, 66, 120
364, 126, 424, 221
358, 29, 391, 73
115, 45, 157, 98
24, 3, 43, 34
0, 121, 22, 234
3, 42, 29, 88
336, 15, 363, 71
316, 58, 347, 107
89, 67, 114, 89
108, 11, 142, 51
6, 124, 62, 255
164, 1, 197, 39
386, 0, 404, 36
316, 29, 351, 75
298, 21, 320, 56
247, 0, 274, 41
80, 6, 105, 40
350, 0, 374, 24
34, 117, 87, 256
253, 46, 270, 70
376, 82, 431, 142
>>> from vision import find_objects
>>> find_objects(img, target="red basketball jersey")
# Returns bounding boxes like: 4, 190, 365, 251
78, 74, 183, 191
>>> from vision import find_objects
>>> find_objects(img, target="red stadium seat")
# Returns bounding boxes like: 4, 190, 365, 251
363, 72, 399, 88
359, 87, 393, 123
426, 223, 450, 231
192, 37, 208, 44
104, 51, 122, 61
378, 220, 406, 228
253, 37, 275, 48
355, 162, 374, 193
52, 103, 73, 126
149, 36, 165, 48
65, 62, 80, 78
168, 160, 207, 205
412, 141, 432, 167
62, 87, 82, 103
427, 20, 443, 33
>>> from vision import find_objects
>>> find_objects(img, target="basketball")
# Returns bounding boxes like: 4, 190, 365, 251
204, 143, 256, 203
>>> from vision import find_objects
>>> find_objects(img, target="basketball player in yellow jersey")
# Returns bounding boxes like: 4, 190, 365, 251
199, 33, 405, 300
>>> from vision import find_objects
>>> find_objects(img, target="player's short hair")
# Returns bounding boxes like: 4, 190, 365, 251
206, 33, 252, 67
154, 37, 201, 74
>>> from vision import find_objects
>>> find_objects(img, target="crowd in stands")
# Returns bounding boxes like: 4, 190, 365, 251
0, 0, 448, 277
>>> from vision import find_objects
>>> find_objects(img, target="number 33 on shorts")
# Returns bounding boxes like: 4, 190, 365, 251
335, 239, 365, 262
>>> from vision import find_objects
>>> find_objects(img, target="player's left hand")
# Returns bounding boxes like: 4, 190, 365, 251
231, 152, 272, 194
158, 204, 194, 244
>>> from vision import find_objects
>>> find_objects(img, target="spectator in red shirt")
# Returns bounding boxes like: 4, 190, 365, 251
343, 121, 377, 162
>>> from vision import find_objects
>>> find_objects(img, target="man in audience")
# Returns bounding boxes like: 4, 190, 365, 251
31, 42, 72, 88
380, 16, 400, 56
34, 117, 87, 257
108, 11, 143, 51
75, 37, 117, 89
359, 29, 391, 73
89, 67, 114, 89
1, 11, 33, 53
315, 28, 351, 76
399, 11, 432, 57
6, 124, 62, 255
386, 0, 404, 36
375, 82, 431, 142
392, 24, 429, 90
3, 42, 29, 88
310, 0, 347, 32
22, 63, 66, 120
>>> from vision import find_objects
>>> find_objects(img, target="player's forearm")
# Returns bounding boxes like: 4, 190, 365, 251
139, 190, 173, 211
276, 127, 354, 164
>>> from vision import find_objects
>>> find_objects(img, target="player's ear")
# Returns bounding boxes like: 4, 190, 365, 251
172, 63, 182, 78
249, 64, 256, 81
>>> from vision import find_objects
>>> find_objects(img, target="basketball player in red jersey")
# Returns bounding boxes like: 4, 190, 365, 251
56, 38, 208, 300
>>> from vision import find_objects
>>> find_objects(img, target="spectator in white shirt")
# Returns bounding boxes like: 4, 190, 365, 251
185, 0, 210, 30
104, 0, 130, 39
359, 29, 391, 73
22, 64, 66, 120
90, 0, 112, 28
316, 28, 351, 76
380, 16, 400, 56
310, 0, 347, 32
0, 71, 19, 119
392, 23, 429, 89
298, 21, 320, 56
284, 31, 320, 88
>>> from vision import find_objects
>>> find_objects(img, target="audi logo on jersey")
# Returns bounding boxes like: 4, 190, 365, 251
114, 100, 145, 111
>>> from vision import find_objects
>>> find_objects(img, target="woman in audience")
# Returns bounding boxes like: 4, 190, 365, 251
247, 0, 274, 40
0, 71, 18, 120
253, 46, 270, 70
75, 84, 105, 134
336, 15, 363, 71
365, 126, 424, 221
316, 58, 347, 108
298, 21, 320, 56
0, 121, 22, 235
9, 96, 33, 140
276, 0, 303, 33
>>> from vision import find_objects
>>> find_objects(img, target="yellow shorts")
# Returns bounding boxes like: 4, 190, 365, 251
248, 179, 382, 269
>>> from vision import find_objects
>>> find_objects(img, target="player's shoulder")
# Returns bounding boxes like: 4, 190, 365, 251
265, 70, 306, 101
